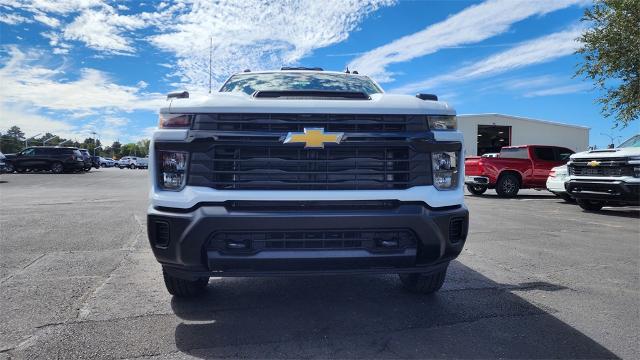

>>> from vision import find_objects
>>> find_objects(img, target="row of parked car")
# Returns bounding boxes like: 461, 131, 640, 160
0, 146, 148, 174
97, 156, 148, 169
464, 134, 640, 212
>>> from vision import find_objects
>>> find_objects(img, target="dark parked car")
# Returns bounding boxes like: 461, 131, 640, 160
91, 156, 101, 169
0, 151, 7, 174
3, 147, 85, 173
78, 149, 92, 171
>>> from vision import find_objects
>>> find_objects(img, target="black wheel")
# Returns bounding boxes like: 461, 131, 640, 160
496, 173, 520, 198
5, 162, 14, 173
399, 268, 447, 294
466, 184, 487, 195
129, 164, 136, 169
163, 269, 208, 297
16, 167, 26, 173
51, 162, 64, 174
577, 199, 604, 211
84, 167, 91, 172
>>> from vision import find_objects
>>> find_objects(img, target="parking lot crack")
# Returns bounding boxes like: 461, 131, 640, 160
0, 253, 46, 284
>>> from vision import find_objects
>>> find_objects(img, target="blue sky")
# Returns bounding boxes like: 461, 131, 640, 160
0, 0, 637, 147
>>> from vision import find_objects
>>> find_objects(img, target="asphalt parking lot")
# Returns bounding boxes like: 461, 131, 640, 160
0, 168, 638, 359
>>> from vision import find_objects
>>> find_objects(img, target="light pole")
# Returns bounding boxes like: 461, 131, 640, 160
56, 139, 71, 147
43, 135, 58, 146
24, 133, 42, 148
91, 131, 98, 156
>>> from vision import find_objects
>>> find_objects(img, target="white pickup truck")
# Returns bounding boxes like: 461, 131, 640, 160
146, 68, 468, 297
566, 134, 640, 211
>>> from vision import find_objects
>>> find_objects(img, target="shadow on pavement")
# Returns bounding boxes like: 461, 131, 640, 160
586, 207, 640, 219
170, 262, 618, 359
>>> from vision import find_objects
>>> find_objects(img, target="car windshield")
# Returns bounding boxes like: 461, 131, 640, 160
618, 134, 640, 148
219, 72, 383, 96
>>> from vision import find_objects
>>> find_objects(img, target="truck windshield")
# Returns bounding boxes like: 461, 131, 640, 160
219, 72, 383, 95
618, 134, 640, 148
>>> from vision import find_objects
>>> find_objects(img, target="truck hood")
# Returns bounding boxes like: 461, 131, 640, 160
570, 147, 640, 159
161, 92, 455, 115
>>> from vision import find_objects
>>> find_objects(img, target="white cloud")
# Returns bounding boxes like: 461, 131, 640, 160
0, 104, 77, 139
0, 46, 165, 115
2, 0, 149, 55
1, 0, 106, 15
524, 83, 592, 97
390, 27, 583, 94
62, 8, 146, 54
0, 12, 33, 25
104, 116, 129, 127
149, 0, 395, 90
33, 13, 60, 27
349, 0, 587, 82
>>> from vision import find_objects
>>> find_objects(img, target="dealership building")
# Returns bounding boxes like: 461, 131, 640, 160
458, 113, 590, 156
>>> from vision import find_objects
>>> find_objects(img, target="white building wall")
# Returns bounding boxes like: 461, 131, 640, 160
458, 114, 590, 156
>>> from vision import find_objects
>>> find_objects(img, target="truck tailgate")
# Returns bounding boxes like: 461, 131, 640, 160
464, 157, 482, 176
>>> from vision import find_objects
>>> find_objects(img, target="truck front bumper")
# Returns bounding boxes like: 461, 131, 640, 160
566, 180, 640, 205
464, 176, 490, 186
147, 201, 468, 279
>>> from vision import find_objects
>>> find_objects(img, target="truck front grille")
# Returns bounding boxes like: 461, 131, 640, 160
569, 164, 633, 177
192, 113, 428, 133
209, 229, 417, 252
189, 144, 432, 190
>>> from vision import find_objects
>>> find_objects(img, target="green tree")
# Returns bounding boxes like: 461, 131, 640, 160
1, 126, 25, 153
6, 126, 25, 140
111, 141, 122, 158
137, 139, 150, 157
576, 0, 640, 127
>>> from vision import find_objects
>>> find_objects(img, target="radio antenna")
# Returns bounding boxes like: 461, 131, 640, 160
208, 36, 212, 94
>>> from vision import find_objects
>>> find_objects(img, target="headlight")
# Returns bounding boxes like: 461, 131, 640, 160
158, 113, 191, 128
432, 151, 458, 190
158, 151, 188, 191
427, 115, 457, 130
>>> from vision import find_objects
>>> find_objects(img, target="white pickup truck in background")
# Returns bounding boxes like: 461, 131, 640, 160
566, 134, 640, 211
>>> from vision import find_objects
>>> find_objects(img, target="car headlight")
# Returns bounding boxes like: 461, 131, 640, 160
432, 151, 458, 190
427, 115, 457, 130
158, 151, 188, 191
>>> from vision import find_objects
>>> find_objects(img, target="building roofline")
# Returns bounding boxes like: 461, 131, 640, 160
458, 113, 591, 130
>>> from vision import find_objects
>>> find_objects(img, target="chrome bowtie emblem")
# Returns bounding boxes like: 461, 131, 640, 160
283, 128, 344, 149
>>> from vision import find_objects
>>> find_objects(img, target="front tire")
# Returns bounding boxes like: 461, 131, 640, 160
577, 199, 604, 211
51, 162, 64, 174
496, 173, 520, 198
399, 268, 447, 294
163, 270, 208, 297
5, 162, 14, 173
466, 184, 487, 195
129, 164, 136, 169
